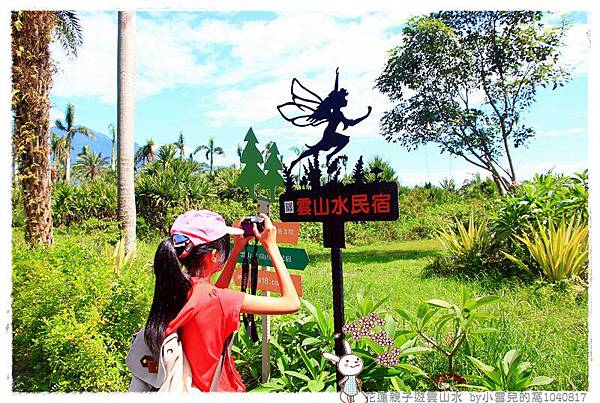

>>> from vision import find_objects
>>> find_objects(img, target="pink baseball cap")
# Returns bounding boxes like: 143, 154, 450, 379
170, 210, 243, 247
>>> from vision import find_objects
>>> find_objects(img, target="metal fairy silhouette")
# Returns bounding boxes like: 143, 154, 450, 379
277, 68, 372, 170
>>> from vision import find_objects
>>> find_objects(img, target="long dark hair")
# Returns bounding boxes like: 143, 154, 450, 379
144, 234, 231, 357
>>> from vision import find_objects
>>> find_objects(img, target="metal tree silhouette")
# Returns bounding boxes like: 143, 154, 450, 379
236, 128, 265, 198
262, 142, 285, 200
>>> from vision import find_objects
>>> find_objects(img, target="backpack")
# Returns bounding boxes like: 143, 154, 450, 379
126, 327, 233, 392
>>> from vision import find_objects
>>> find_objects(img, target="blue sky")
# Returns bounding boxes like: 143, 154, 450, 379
49, 10, 590, 186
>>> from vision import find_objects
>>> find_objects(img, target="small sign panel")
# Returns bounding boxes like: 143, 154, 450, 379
232, 243, 310, 270
233, 221, 300, 244
279, 181, 399, 223
233, 268, 303, 297
274, 222, 300, 244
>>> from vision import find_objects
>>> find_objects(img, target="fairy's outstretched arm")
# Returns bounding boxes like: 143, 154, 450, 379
342, 106, 372, 130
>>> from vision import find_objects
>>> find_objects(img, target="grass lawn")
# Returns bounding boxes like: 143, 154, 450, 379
288, 239, 588, 390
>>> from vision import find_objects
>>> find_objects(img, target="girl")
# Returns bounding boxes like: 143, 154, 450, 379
144, 210, 300, 392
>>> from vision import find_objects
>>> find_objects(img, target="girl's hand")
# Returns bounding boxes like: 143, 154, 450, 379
232, 221, 251, 250
253, 213, 277, 249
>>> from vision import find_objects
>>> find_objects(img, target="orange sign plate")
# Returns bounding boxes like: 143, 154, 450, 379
274, 222, 300, 244
233, 268, 303, 297
233, 221, 300, 244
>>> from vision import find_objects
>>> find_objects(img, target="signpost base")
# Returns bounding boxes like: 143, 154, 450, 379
324, 221, 346, 391
261, 266, 271, 383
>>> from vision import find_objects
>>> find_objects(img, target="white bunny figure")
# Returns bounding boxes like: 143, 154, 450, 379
322, 339, 367, 403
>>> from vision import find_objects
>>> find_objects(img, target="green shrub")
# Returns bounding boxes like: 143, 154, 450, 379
437, 214, 492, 262
493, 170, 588, 243
12, 230, 152, 392
135, 159, 214, 233
503, 218, 588, 283
464, 349, 553, 391
52, 174, 117, 227
395, 286, 499, 384
257, 296, 430, 392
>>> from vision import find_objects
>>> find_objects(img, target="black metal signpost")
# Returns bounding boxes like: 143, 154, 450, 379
277, 68, 399, 390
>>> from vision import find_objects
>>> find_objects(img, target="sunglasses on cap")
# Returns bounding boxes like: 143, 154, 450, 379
172, 233, 231, 261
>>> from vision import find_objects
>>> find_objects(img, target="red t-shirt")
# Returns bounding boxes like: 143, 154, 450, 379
165, 276, 246, 392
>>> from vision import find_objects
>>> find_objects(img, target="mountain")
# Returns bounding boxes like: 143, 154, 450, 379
50, 126, 140, 165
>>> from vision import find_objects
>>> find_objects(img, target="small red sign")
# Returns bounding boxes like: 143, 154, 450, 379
233, 268, 303, 297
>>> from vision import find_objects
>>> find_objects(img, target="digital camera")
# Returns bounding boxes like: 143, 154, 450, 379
241, 216, 265, 238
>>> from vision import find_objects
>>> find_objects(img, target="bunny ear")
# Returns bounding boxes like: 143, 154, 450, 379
343, 340, 352, 354
322, 352, 340, 363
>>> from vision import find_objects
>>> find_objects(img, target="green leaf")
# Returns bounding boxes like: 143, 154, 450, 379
461, 286, 472, 307
395, 307, 415, 324
283, 370, 310, 382
467, 356, 502, 385
426, 299, 453, 309
502, 349, 520, 376
307, 379, 325, 392
528, 376, 554, 387
417, 303, 429, 319
473, 327, 498, 335
301, 337, 322, 347
473, 295, 500, 309
395, 363, 427, 377
398, 346, 433, 356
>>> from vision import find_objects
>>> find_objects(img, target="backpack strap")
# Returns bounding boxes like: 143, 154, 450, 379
209, 332, 234, 392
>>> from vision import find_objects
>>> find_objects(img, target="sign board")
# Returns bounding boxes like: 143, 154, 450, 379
279, 181, 399, 222
231, 243, 309, 270
233, 268, 303, 297
274, 222, 300, 244
232, 221, 300, 244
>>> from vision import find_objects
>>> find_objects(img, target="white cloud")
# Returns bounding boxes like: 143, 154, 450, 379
515, 161, 587, 181
51, 11, 216, 103
51, 12, 117, 103
560, 22, 590, 75
196, 11, 408, 135
49, 9, 588, 131
538, 127, 587, 137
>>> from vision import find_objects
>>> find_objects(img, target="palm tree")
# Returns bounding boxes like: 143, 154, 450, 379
108, 123, 116, 170
117, 11, 137, 254
175, 131, 185, 160
135, 138, 156, 167
367, 155, 398, 183
156, 144, 178, 167
73, 147, 108, 180
54, 103, 94, 184
12, 10, 83, 246
236, 143, 243, 168
289, 146, 304, 180
263, 141, 275, 159
194, 137, 224, 175
50, 132, 68, 182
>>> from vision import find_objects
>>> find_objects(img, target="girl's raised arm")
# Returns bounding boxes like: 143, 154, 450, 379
239, 214, 301, 315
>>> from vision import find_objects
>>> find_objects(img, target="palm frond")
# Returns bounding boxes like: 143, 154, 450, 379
65, 103, 75, 128
54, 119, 67, 132
53, 11, 83, 57
76, 126, 94, 138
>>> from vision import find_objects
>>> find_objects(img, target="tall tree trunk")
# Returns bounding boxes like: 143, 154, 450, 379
111, 137, 116, 170
117, 11, 137, 254
11, 11, 54, 246
65, 137, 72, 183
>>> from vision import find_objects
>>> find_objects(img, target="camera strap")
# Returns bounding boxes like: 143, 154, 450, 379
240, 242, 259, 342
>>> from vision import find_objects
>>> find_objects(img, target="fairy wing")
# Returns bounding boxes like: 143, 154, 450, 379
277, 78, 327, 127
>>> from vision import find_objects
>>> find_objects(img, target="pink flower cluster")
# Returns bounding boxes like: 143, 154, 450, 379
376, 347, 402, 367
342, 313, 386, 340
372, 331, 394, 347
